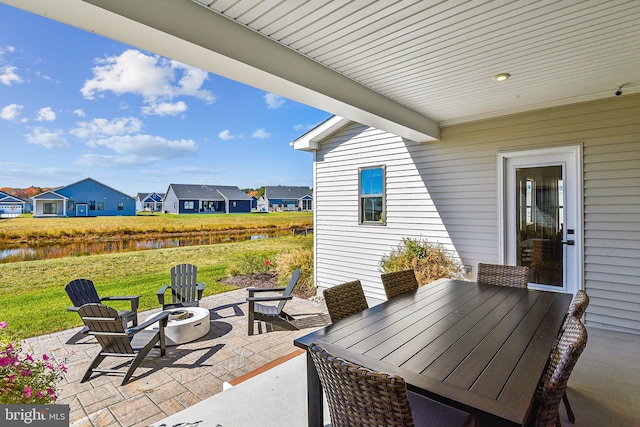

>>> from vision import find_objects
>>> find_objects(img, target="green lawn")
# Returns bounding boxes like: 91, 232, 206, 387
0, 234, 313, 338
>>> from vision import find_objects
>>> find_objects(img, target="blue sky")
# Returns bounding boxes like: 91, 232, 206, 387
0, 4, 330, 195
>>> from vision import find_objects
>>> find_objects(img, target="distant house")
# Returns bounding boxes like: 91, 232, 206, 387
0, 190, 30, 217
32, 178, 136, 217
261, 186, 313, 212
163, 184, 252, 214
136, 192, 165, 212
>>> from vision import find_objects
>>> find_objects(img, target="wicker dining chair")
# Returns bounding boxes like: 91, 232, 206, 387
381, 269, 419, 300
568, 289, 589, 319
477, 263, 529, 288
308, 342, 476, 427
533, 316, 588, 427
323, 280, 368, 323
555, 290, 590, 423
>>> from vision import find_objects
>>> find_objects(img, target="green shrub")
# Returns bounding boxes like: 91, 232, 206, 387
230, 253, 275, 275
275, 249, 314, 294
380, 237, 462, 285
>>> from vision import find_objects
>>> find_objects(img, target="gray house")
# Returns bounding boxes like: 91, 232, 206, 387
260, 186, 313, 212
163, 184, 251, 214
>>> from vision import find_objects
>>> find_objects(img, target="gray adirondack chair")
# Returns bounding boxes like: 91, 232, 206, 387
65, 278, 140, 330
246, 269, 301, 335
78, 303, 170, 385
156, 263, 204, 309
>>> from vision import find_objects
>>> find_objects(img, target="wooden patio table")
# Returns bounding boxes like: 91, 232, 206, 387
294, 278, 572, 426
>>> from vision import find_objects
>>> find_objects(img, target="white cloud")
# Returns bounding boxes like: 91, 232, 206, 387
80, 49, 216, 113
294, 123, 315, 132
35, 107, 56, 122
26, 127, 69, 148
0, 46, 16, 55
252, 128, 271, 139
75, 153, 141, 168
71, 116, 143, 139
1, 104, 23, 120
141, 101, 187, 116
142, 165, 224, 176
73, 109, 86, 117
0, 162, 73, 181
265, 92, 285, 109
85, 134, 197, 160
0, 65, 22, 85
219, 129, 240, 140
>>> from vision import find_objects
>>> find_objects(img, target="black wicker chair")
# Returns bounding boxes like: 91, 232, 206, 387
323, 280, 368, 323
309, 342, 476, 427
477, 263, 529, 288
381, 269, 419, 300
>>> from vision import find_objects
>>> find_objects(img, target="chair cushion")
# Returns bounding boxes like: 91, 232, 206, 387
408, 391, 475, 427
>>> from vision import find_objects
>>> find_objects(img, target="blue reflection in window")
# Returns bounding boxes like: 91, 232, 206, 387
361, 168, 383, 195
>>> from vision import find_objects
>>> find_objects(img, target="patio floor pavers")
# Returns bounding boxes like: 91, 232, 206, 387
23, 288, 330, 427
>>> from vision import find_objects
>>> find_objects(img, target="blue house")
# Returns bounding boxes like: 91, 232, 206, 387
164, 184, 251, 214
261, 186, 313, 212
32, 178, 135, 217
0, 190, 30, 217
136, 192, 164, 212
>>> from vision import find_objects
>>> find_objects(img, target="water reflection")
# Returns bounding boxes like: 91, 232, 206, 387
0, 229, 291, 263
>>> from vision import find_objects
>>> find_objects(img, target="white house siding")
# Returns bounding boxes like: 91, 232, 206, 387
313, 94, 640, 334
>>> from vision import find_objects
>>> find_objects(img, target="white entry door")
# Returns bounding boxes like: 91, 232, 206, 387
500, 146, 583, 293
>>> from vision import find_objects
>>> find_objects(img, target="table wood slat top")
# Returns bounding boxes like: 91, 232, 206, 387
295, 278, 572, 426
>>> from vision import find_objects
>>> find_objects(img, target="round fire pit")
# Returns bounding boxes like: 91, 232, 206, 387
146, 307, 210, 345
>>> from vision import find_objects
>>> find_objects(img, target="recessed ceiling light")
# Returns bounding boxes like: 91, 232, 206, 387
495, 73, 511, 82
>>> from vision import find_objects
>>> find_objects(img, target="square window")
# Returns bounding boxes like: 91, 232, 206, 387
117, 202, 124, 211
89, 201, 96, 211
359, 166, 385, 224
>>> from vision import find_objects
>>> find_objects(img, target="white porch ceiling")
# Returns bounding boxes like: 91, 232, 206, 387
3, 0, 640, 142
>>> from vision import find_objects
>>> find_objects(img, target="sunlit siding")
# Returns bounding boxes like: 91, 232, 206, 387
313, 94, 640, 333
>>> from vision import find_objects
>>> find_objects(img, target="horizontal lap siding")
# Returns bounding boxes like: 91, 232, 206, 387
315, 94, 640, 333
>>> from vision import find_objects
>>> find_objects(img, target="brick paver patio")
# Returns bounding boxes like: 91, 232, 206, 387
24, 289, 329, 427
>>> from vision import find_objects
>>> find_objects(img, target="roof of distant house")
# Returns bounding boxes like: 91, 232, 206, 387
265, 186, 313, 200
168, 184, 251, 201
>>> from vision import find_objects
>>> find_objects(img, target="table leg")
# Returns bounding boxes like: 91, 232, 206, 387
306, 351, 323, 427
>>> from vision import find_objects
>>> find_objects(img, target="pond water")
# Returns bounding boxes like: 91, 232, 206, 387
0, 229, 291, 263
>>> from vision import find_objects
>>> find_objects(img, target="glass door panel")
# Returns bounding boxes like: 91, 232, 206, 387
515, 166, 564, 287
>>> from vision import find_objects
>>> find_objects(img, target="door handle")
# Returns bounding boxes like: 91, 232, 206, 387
561, 240, 575, 246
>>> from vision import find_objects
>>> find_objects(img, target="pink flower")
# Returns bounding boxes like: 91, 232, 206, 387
0, 321, 7, 329
26, 354, 34, 362
42, 354, 49, 361
20, 369, 32, 377
24, 387, 32, 398
8, 374, 16, 383
0, 356, 10, 366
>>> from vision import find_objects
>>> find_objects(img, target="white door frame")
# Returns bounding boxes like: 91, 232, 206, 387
497, 145, 584, 293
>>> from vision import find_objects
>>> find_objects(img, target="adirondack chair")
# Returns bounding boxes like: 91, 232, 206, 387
156, 263, 204, 309
78, 303, 170, 385
65, 278, 140, 330
246, 269, 301, 335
